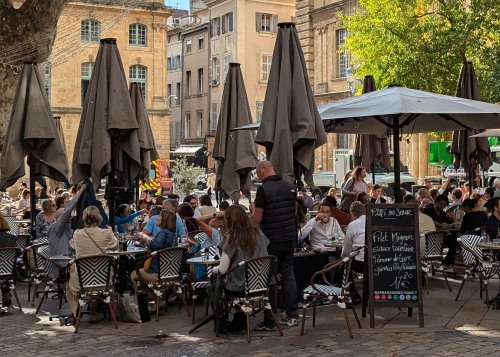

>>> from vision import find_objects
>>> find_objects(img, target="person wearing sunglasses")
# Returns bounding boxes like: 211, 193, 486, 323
35, 199, 57, 244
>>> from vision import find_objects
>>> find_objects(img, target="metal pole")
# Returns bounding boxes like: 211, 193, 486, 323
392, 115, 402, 203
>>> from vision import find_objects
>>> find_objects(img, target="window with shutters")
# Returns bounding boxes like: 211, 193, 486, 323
256, 13, 277, 33
261, 53, 272, 82
197, 111, 203, 137
198, 36, 204, 50
81, 62, 94, 106
167, 57, 172, 71
176, 82, 181, 104
185, 112, 191, 138
211, 57, 220, 85
44, 63, 51, 103
211, 17, 221, 37
256, 101, 264, 122
186, 70, 191, 96
129, 65, 147, 100
129, 23, 147, 46
211, 102, 218, 130
222, 12, 233, 34
337, 29, 348, 78
186, 39, 192, 53
176, 55, 182, 69
224, 53, 230, 78
198, 68, 204, 94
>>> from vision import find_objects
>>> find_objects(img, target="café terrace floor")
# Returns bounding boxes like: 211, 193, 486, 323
1, 274, 500, 356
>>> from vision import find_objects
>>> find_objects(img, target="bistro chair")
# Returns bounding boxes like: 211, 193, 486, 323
34, 245, 67, 314
0, 247, 23, 311
24, 242, 51, 303
454, 234, 500, 305
190, 245, 219, 324
300, 248, 363, 338
72, 255, 118, 333
217, 255, 283, 343
422, 231, 452, 294
134, 247, 189, 322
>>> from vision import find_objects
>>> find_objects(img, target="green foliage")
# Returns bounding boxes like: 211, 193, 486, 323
171, 157, 205, 195
342, 0, 500, 103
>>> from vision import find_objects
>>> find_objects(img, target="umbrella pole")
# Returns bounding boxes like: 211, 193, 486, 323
392, 115, 402, 203
108, 173, 115, 231
29, 164, 36, 240
469, 166, 473, 194
371, 163, 376, 186
135, 178, 139, 207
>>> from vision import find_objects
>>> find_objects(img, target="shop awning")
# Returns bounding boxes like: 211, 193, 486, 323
171, 145, 205, 156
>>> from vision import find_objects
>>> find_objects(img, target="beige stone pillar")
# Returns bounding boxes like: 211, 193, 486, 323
418, 133, 429, 179
411, 134, 419, 181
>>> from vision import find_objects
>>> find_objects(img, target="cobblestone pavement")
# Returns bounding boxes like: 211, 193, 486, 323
1, 275, 500, 356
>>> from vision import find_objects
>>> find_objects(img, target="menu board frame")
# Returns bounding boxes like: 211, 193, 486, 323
365, 203, 424, 328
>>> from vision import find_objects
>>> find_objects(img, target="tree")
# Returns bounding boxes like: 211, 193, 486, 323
342, 0, 500, 103
0, 0, 70, 148
171, 157, 205, 195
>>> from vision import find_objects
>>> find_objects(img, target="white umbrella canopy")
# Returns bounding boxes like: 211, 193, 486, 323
471, 129, 500, 138
320, 85, 500, 202
320, 86, 500, 135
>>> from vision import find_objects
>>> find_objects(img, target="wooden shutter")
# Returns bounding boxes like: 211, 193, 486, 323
256, 12, 262, 32
222, 15, 226, 34
272, 15, 278, 33
216, 17, 221, 36
228, 12, 233, 32
210, 20, 213, 37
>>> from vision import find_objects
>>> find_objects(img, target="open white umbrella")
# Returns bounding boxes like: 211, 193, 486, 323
320, 85, 500, 201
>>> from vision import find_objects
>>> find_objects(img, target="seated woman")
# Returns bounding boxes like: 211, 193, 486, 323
460, 198, 487, 235
35, 199, 57, 243
177, 203, 200, 234
355, 192, 370, 205
114, 204, 148, 234
212, 205, 269, 295
370, 184, 389, 204
0, 214, 18, 307
132, 209, 177, 290
66, 206, 118, 319
191, 212, 224, 281
298, 201, 345, 252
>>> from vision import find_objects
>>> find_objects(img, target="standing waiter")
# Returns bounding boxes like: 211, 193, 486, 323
252, 161, 299, 330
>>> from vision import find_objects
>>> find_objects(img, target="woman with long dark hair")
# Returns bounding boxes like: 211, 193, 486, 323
212, 205, 269, 294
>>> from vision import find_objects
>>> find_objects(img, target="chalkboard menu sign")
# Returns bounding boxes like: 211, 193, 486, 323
365, 203, 423, 328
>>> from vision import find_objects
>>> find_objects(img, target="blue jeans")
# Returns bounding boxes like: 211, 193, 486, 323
264, 246, 299, 324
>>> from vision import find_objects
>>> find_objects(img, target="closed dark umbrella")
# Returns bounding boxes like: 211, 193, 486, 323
255, 23, 327, 187
354, 75, 391, 183
72, 38, 141, 229
450, 62, 492, 190
212, 63, 258, 203
129, 83, 159, 182
47, 116, 69, 192
72, 38, 141, 192
0, 62, 69, 237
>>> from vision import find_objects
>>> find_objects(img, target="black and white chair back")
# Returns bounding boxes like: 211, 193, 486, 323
0, 247, 22, 311
3, 216, 17, 235
157, 247, 185, 281
458, 234, 483, 267
0, 247, 19, 279
424, 231, 446, 258
75, 255, 114, 290
243, 256, 274, 296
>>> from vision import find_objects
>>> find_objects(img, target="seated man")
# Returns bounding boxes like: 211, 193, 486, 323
403, 194, 436, 257
298, 201, 344, 252
322, 196, 350, 227
422, 194, 456, 266
340, 201, 366, 303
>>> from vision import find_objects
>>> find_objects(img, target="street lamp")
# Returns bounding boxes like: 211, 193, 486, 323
164, 94, 177, 108
346, 65, 361, 95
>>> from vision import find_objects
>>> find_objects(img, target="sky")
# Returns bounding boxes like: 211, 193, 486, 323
164, 0, 190, 11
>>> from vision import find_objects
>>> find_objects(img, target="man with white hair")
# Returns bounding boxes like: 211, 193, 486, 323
493, 178, 500, 198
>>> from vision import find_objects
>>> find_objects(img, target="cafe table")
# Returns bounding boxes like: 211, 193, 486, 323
186, 256, 220, 333
106, 246, 148, 256
107, 247, 148, 293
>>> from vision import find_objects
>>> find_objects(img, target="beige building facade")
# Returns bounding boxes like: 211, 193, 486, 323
46, 1, 171, 179
204, 0, 296, 170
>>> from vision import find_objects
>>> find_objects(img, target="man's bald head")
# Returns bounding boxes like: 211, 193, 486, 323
256, 160, 275, 181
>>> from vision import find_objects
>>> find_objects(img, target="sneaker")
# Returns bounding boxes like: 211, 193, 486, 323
254, 321, 276, 332
279, 315, 298, 327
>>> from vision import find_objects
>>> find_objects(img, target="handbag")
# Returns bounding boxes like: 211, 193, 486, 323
118, 293, 142, 323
